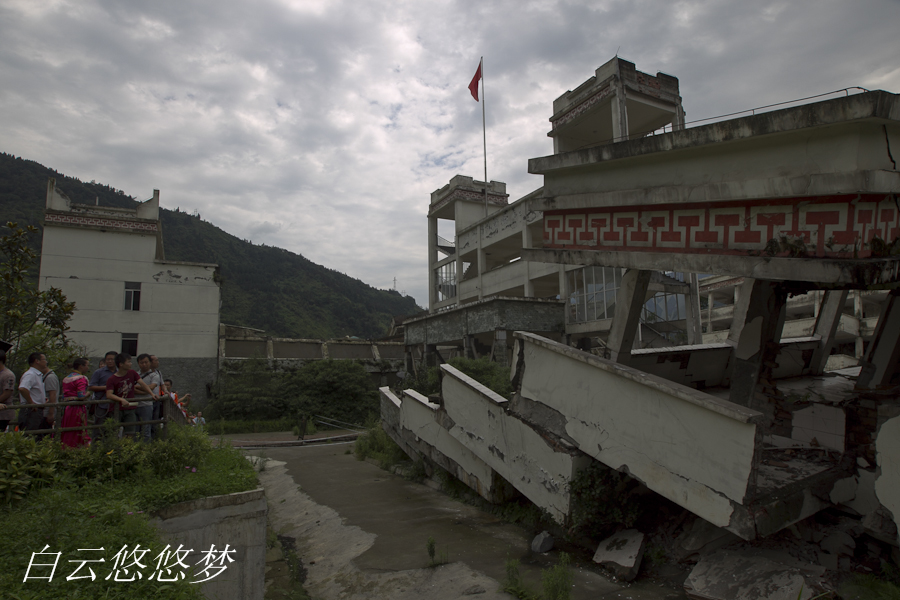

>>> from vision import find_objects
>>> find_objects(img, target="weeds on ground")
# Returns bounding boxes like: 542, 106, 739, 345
541, 553, 574, 600
644, 543, 668, 567
501, 554, 573, 600
436, 467, 550, 529
427, 535, 436, 564
840, 573, 900, 599
405, 459, 428, 482
425, 535, 449, 567
502, 558, 540, 600
353, 419, 407, 469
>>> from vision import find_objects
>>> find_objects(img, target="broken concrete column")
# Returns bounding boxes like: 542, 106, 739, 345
607, 269, 652, 365
857, 289, 900, 389
809, 290, 849, 375
592, 529, 645, 582
685, 273, 703, 345
727, 280, 787, 409
428, 215, 438, 311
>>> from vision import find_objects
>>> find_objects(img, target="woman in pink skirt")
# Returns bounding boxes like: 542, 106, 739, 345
61, 358, 91, 447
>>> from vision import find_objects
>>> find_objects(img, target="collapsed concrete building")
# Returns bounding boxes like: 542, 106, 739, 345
382, 57, 900, 544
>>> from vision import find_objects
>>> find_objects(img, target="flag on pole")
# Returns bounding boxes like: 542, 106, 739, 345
468, 60, 482, 101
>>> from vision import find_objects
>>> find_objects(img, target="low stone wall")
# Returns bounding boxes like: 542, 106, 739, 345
152, 488, 267, 600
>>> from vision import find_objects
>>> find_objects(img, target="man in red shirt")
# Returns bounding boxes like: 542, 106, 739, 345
106, 353, 157, 440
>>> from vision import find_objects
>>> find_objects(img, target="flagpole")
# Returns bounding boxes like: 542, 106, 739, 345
480, 57, 488, 218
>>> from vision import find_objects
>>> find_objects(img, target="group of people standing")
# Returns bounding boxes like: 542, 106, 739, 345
0, 349, 199, 446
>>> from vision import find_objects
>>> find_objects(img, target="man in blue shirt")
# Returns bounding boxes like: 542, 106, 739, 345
88, 351, 118, 439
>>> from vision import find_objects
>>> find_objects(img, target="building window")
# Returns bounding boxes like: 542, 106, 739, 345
121, 333, 138, 356
568, 266, 621, 324
434, 262, 457, 302
124, 282, 141, 311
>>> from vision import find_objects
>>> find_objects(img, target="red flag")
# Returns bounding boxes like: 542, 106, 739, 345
468, 61, 482, 101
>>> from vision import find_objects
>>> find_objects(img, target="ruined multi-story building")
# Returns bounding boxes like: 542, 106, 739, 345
384, 56, 900, 545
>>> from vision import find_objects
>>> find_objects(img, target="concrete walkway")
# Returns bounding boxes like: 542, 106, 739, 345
255, 441, 685, 600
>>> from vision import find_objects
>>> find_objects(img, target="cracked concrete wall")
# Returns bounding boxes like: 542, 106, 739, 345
397, 389, 496, 495
516, 332, 760, 528
439, 364, 590, 523
379, 387, 511, 503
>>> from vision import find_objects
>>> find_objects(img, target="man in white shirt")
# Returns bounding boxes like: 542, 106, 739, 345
18, 352, 48, 437
135, 353, 161, 443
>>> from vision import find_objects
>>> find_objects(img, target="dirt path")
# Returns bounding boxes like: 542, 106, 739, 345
255, 442, 685, 600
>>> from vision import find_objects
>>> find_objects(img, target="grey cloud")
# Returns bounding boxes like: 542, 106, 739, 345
2, 0, 900, 306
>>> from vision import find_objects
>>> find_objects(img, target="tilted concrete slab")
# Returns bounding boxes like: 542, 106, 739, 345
379, 386, 515, 503
514, 331, 761, 533
439, 366, 591, 523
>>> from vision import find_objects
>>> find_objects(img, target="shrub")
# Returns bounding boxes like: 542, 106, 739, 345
542, 552, 574, 600
0, 432, 59, 503
0, 424, 256, 599
447, 356, 513, 397
502, 558, 539, 600
213, 359, 378, 424
353, 420, 407, 469
568, 462, 643, 539
406, 357, 512, 398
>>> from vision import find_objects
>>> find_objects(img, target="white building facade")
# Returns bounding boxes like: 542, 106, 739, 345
39, 178, 221, 401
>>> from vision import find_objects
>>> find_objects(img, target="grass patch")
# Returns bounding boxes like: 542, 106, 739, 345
353, 420, 408, 470
425, 535, 449, 567
0, 425, 258, 599
436, 467, 550, 530
501, 554, 573, 600
840, 573, 900, 599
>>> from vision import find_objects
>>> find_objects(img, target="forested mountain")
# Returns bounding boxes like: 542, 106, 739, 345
0, 152, 422, 339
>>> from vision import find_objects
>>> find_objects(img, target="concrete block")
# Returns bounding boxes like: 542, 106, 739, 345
684, 550, 817, 600
592, 529, 645, 582
679, 518, 740, 556
152, 488, 267, 600
792, 404, 845, 451
829, 476, 859, 506
531, 531, 554, 553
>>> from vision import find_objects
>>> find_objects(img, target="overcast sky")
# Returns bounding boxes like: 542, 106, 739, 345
2, 0, 899, 307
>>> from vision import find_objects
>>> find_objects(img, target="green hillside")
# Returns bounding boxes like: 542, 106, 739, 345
0, 152, 421, 339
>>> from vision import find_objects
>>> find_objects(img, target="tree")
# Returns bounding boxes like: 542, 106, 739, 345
0, 222, 76, 373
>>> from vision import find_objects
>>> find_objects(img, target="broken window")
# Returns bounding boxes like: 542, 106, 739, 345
568, 267, 621, 324
434, 263, 457, 302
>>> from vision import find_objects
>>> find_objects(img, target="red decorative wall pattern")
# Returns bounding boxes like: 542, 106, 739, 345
45, 213, 158, 232
543, 195, 900, 259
